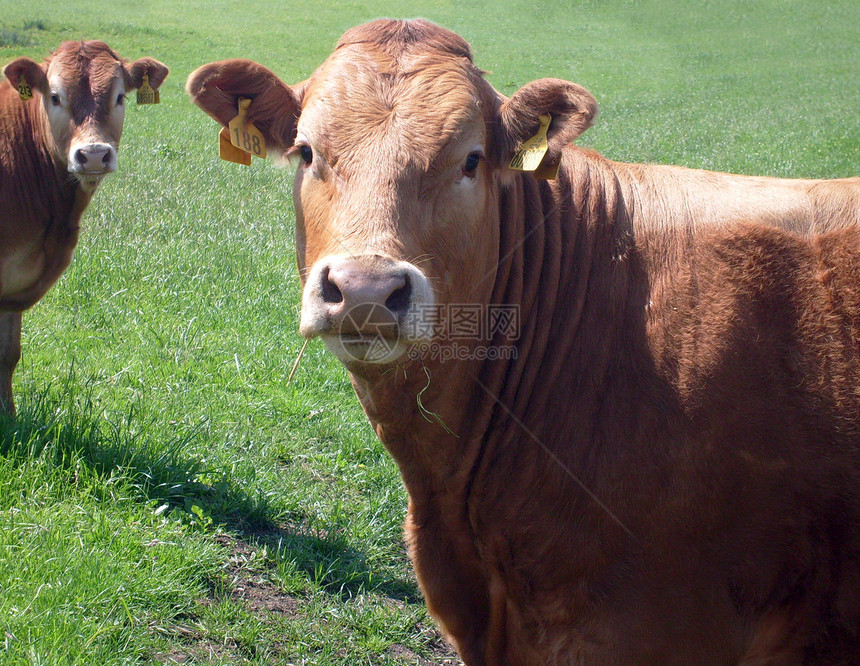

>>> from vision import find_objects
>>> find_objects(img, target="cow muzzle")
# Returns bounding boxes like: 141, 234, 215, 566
300, 254, 434, 365
68, 141, 118, 191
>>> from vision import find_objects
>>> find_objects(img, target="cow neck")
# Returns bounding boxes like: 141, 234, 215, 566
349, 345, 488, 504
463, 149, 652, 519
480, 148, 640, 432
349, 149, 644, 512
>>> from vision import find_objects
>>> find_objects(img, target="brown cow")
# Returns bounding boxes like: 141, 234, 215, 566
0, 42, 168, 413
188, 20, 860, 665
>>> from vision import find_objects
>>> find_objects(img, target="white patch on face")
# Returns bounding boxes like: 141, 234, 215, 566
107, 76, 127, 134
298, 252, 435, 370
45, 74, 73, 160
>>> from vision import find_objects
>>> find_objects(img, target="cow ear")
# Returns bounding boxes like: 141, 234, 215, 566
497, 78, 598, 171
186, 59, 302, 156
3, 57, 47, 97
125, 57, 170, 90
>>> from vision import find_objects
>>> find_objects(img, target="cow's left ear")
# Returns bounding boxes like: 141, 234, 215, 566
497, 78, 598, 172
125, 58, 170, 90
3, 57, 48, 98
186, 59, 303, 157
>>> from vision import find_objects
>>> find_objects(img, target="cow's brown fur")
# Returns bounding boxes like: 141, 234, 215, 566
0, 42, 167, 413
188, 19, 860, 664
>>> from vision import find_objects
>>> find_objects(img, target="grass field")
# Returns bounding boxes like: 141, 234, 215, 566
0, 1, 857, 663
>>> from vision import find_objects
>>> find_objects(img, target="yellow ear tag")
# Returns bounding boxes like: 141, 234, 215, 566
17, 75, 33, 101
219, 127, 251, 166
509, 114, 551, 172
227, 98, 267, 159
136, 74, 160, 105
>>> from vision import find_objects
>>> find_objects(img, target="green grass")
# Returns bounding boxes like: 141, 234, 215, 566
0, 0, 857, 663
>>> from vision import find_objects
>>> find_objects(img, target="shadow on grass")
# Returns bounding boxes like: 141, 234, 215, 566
0, 387, 420, 604
242, 522, 422, 604
0, 388, 270, 527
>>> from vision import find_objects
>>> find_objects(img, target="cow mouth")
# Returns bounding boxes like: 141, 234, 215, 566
72, 172, 109, 192
322, 331, 409, 365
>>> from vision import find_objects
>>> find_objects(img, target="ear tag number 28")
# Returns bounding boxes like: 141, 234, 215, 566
17, 75, 33, 101
225, 98, 267, 163
509, 114, 559, 179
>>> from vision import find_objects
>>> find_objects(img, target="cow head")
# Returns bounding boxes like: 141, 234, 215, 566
4, 41, 168, 193
188, 20, 596, 370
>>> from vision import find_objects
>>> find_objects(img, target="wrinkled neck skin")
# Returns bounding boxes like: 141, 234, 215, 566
348, 146, 638, 501
345, 141, 860, 495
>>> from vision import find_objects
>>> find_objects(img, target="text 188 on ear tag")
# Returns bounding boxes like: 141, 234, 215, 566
509, 114, 551, 172
228, 98, 267, 159
136, 74, 159, 105
17, 75, 33, 101
219, 128, 251, 166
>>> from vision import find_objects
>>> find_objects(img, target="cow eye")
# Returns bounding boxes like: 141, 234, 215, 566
462, 152, 482, 178
50, 94, 61, 107
299, 145, 313, 165
116, 93, 125, 105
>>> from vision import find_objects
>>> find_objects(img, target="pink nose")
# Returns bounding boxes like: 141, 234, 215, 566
72, 143, 116, 173
323, 260, 412, 316
300, 254, 433, 343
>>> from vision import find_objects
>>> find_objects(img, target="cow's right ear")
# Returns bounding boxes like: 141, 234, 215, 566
496, 78, 598, 175
3, 57, 47, 98
126, 57, 170, 91
186, 59, 302, 156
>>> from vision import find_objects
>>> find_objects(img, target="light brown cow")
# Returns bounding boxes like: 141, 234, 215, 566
188, 20, 860, 665
0, 42, 168, 413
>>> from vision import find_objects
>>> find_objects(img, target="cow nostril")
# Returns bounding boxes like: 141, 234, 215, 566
74, 149, 87, 164
102, 150, 112, 165
385, 275, 412, 313
321, 267, 343, 304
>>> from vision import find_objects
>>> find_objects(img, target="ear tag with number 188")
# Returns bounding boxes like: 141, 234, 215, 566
227, 98, 267, 159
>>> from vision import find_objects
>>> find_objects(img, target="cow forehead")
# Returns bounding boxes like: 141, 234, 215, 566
300, 46, 492, 168
47, 41, 124, 97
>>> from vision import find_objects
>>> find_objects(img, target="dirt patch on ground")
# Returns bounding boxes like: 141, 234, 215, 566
215, 533, 300, 616
387, 642, 463, 665
153, 531, 462, 664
